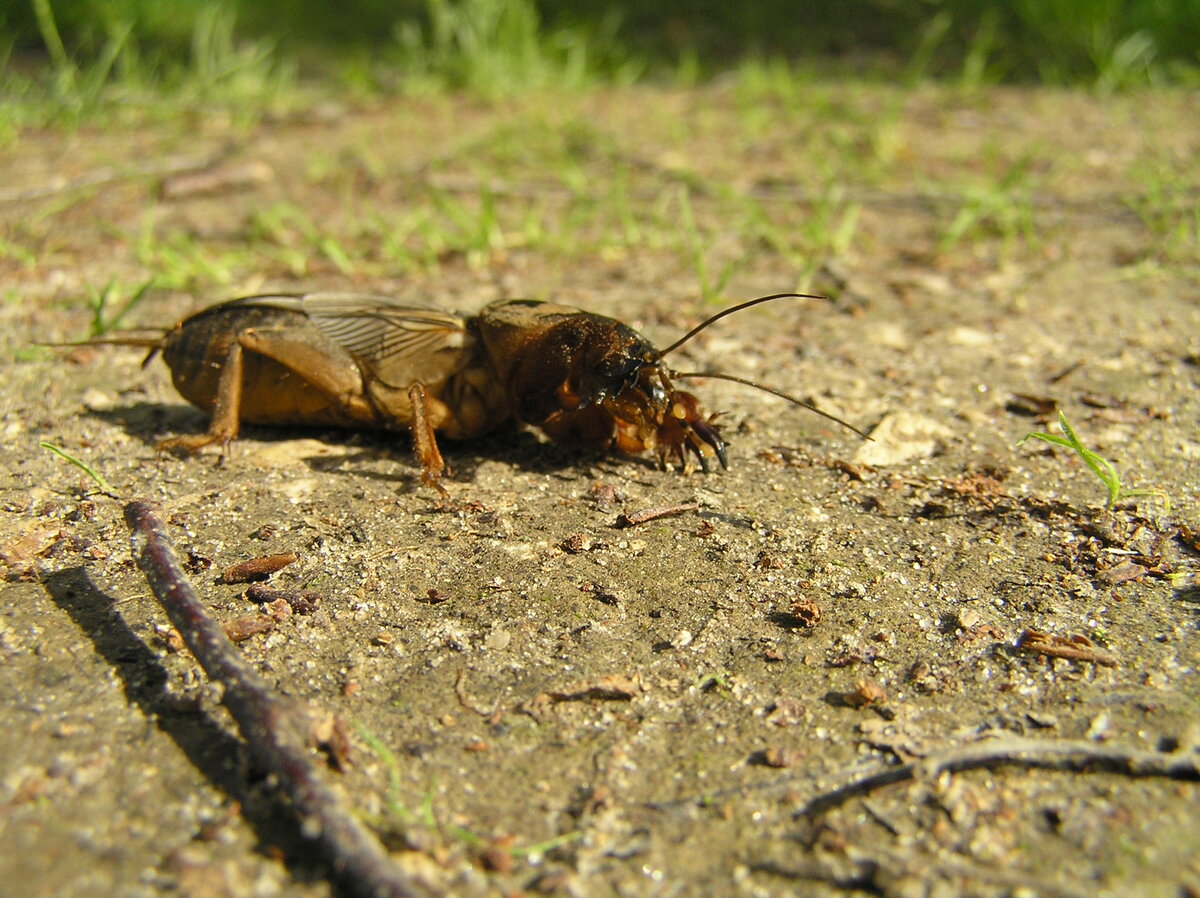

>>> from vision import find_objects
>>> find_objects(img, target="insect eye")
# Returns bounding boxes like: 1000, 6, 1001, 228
597, 356, 626, 378
608, 357, 647, 389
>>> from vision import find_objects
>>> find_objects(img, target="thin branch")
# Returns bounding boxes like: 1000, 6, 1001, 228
648, 733, 1200, 818
614, 502, 699, 528
795, 735, 1200, 817
124, 500, 440, 898
1015, 629, 1119, 667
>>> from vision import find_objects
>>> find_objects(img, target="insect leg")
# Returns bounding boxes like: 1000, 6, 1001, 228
407, 382, 449, 499
235, 328, 373, 420
688, 416, 728, 470
163, 325, 377, 455
159, 337, 245, 455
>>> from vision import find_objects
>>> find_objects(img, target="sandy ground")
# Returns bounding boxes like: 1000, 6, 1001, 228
2, 84, 1199, 897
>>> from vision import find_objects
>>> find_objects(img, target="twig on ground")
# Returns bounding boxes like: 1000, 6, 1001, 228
648, 731, 1200, 817
615, 502, 699, 528
1016, 629, 1119, 667
124, 500, 440, 898
0, 151, 227, 205
454, 667, 502, 719
795, 735, 1200, 817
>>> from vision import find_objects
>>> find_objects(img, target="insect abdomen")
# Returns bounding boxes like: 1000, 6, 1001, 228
162, 305, 380, 430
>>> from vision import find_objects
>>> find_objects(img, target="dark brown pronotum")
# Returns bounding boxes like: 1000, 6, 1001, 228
124, 500, 439, 898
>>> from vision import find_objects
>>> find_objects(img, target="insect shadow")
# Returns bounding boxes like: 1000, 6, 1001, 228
85, 400, 637, 485
85, 400, 200, 449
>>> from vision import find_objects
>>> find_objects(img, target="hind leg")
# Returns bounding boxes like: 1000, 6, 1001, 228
158, 338, 246, 455
408, 381, 449, 499
160, 325, 371, 455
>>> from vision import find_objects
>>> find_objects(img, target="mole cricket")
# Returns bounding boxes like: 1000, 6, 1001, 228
100, 292, 866, 494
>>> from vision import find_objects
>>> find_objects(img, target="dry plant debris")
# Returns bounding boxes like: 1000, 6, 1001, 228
220, 551, 299, 583
614, 503, 700, 528
1016, 629, 1119, 667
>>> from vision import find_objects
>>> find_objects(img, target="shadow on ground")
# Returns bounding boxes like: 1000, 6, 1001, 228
41, 566, 327, 889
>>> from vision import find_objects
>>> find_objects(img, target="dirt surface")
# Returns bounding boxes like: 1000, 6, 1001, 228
2, 85, 1199, 897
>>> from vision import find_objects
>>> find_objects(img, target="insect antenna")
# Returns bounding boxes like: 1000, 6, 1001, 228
41, 333, 166, 367
654, 292, 828, 360
655, 292, 870, 439
671, 370, 872, 440
42, 334, 163, 349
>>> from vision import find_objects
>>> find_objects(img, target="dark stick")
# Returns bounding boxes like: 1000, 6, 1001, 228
648, 734, 1200, 816
124, 500, 440, 898
794, 735, 1200, 817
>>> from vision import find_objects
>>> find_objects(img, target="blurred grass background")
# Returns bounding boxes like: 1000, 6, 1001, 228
2, 0, 1196, 114
2, 0, 1195, 298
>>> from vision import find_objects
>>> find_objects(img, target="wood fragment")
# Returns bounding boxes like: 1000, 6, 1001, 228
222, 614, 276, 642
124, 500, 440, 898
1047, 360, 1085, 384
222, 551, 298, 583
615, 502, 699, 528
245, 584, 323, 614
759, 746, 805, 768
843, 679, 886, 708
786, 598, 822, 628
1006, 392, 1058, 418
543, 674, 643, 702
160, 160, 274, 199
0, 151, 224, 205
1016, 629, 1118, 667
1099, 560, 1148, 585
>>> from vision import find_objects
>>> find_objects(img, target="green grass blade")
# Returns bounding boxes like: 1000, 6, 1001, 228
40, 441, 118, 497
1018, 411, 1168, 513
1055, 411, 1121, 508
31, 0, 77, 96
354, 723, 414, 825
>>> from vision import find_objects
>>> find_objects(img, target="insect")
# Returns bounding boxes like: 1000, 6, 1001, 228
109, 292, 865, 494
